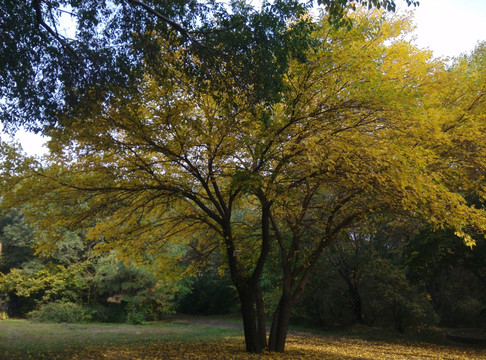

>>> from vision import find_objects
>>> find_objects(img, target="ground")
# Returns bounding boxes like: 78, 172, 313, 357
0, 316, 485, 359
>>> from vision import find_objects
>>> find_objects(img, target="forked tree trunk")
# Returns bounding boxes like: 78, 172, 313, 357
267, 251, 322, 352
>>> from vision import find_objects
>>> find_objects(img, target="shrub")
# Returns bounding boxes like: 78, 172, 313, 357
126, 304, 147, 325
0, 312, 8, 320
27, 302, 92, 323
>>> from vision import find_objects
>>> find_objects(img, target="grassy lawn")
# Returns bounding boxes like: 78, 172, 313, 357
1, 318, 485, 359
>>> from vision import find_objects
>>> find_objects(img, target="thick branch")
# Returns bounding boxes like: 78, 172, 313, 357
126, 0, 209, 50
270, 210, 288, 267
250, 197, 272, 286
33, 0, 82, 63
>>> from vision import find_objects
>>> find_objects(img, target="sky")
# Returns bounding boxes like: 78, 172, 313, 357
3, 0, 486, 157
410, 0, 486, 58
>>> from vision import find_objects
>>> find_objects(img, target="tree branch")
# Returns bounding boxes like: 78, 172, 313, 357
32, 0, 83, 63
126, 0, 209, 50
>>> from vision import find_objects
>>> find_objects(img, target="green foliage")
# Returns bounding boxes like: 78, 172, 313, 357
405, 221, 486, 327
176, 274, 239, 315
0, 311, 8, 320
0, 261, 89, 304
0, 253, 178, 323
294, 230, 439, 332
90, 254, 176, 323
0, 207, 179, 322
0, 0, 313, 130
0, 202, 182, 321
27, 301, 92, 323
360, 257, 438, 332
126, 305, 148, 325
0, 207, 35, 273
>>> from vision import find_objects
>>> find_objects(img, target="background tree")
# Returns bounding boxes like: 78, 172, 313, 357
405, 226, 486, 327
400, 42, 486, 328
176, 273, 239, 316
294, 226, 438, 332
0, 208, 35, 274
0, 203, 179, 322
0, 217, 91, 317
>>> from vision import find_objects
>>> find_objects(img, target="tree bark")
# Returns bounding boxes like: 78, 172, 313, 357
349, 285, 365, 324
239, 289, 264, 353
268, 293, 293, 352
268, 302, 280, 351
255, 284, 267, 349
235, 196, 270, 352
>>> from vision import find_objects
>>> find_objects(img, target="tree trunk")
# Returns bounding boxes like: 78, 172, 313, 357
268, 293, 293, 352
239, 289, 264, 353
255, 285, 267, 349
349, 285, 365, 324
267, 302, 280, 351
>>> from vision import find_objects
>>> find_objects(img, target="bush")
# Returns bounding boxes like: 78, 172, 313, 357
27, 302, 92, 323
0, 312, 8, 320
126, 305, 147, 325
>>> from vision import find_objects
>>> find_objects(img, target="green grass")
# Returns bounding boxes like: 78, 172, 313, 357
0, 318, 240, 359
1, 318, 485, 360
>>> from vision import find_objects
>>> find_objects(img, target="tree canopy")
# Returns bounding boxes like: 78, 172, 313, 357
2, 7, 486, 352
1, 0, 420, 132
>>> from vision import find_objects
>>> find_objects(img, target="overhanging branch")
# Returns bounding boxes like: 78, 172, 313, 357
126, 0, 207, 49
32, 0, 83, 63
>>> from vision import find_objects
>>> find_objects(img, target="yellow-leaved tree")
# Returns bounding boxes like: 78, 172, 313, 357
2, 10, 486, 353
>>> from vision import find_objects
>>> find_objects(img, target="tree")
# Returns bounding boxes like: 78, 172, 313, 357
405, 228, 486, 327
294, 227, 439, 332
0, 0, 420, 131
400, 43, 486, 328
0, 207, 35, 273
0, 215, 178, 321
2, 10, 485, 353
0, 222, 91, 317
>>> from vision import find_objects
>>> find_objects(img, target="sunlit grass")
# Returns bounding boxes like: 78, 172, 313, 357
1, 318, 485, 359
